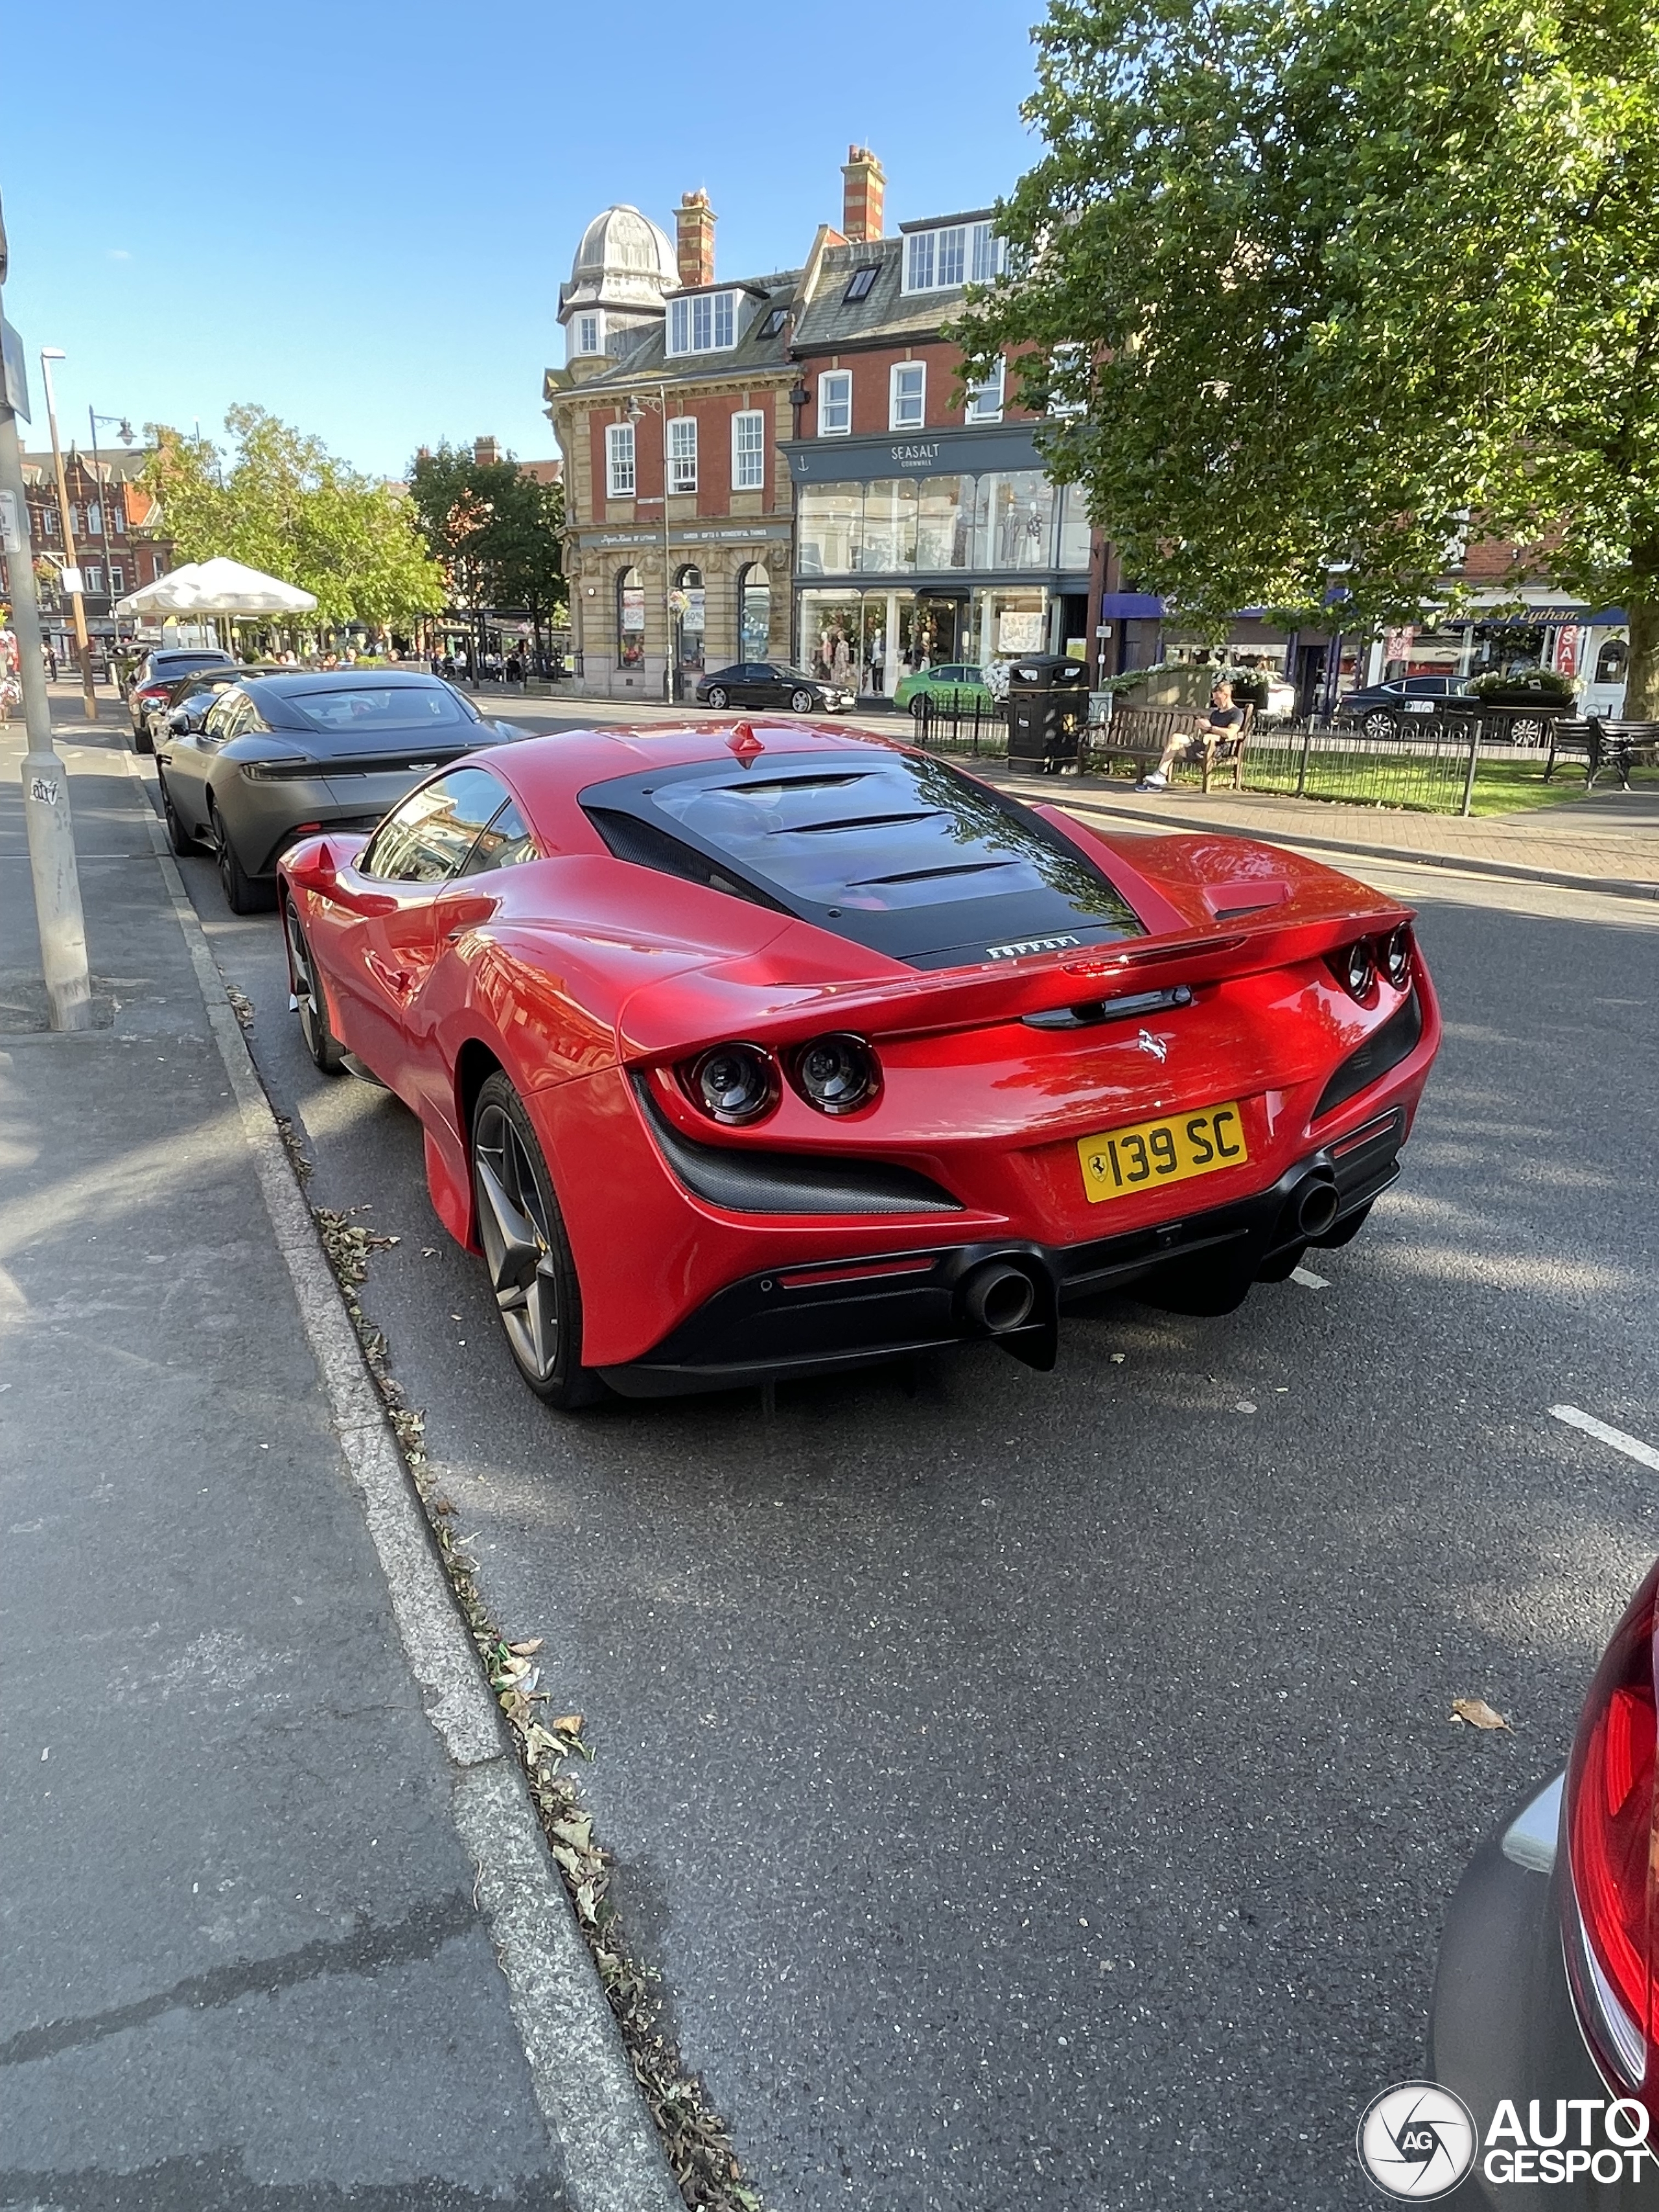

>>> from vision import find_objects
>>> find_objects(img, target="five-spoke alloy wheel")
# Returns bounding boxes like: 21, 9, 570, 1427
283, 902, 345, 1075
470, 1072, 603, 1406
704, 685, 728, 709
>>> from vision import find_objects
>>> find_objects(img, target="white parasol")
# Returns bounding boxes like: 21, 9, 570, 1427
115, 557, 318, 618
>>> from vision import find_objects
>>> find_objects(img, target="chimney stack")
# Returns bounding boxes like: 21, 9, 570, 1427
841, 146, 886, 244
676, 189, 716, 288
473, 436, 500, 468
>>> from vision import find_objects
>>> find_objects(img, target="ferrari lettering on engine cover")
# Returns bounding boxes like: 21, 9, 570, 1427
986, 933, 1082, 960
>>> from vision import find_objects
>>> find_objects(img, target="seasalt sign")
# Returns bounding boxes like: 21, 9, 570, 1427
889, 442, 942, 469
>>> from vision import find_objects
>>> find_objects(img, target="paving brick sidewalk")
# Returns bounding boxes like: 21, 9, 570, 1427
984, 771, 1659, 898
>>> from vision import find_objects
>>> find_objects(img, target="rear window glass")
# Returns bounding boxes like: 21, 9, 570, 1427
284, 684, 473, 734
583, 749, 1146, 970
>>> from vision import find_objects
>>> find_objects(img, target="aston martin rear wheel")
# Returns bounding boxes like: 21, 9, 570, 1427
470, 1073, 605, 1408
283, 902, 345, 1075
159, 771, 199, 856
211, 802, 276, 914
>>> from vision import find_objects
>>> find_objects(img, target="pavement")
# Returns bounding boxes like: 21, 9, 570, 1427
0, 695, 679, 2212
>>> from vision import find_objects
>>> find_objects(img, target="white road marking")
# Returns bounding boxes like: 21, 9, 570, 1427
1550, 1404, 1659, 1474
1291, 1266, 1330, 1290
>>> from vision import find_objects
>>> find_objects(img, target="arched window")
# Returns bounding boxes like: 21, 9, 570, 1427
617, 566, 644, 668
671, 565, 705, 689
737, 563, 771, 660
1595, 636, 1628, 684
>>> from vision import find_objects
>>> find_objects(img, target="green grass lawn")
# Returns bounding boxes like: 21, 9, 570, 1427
1467, 759, 1659, 817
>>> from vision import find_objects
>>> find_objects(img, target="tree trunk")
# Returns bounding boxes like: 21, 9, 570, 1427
1625, 598, 1659, 720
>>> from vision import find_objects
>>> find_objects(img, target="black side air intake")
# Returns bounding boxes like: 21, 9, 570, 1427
1314, 989, 1423, 1121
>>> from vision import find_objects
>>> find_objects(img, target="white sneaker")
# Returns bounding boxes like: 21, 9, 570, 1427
1134, 773, 1167, 791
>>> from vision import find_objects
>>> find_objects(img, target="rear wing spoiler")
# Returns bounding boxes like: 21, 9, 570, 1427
617, 901, 1414, 1065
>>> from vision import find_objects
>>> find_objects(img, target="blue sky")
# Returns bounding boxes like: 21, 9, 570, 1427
2, 0, 1042, 482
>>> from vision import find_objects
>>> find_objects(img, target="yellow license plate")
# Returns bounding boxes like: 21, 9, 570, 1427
1078, 1100, 1248, 1204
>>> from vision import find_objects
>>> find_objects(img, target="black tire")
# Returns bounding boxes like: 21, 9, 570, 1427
789, 688, 815, 713
909, 695, 929, 720
1362, 710, 1395, 741
210, 801, 275, 914
705, 685, 728, 709
133, 718, 155, 756
159, 771, 200, 856
470, 1073, 605, 1408
1509, 716, 1548, 747
283, 900, 345, 1076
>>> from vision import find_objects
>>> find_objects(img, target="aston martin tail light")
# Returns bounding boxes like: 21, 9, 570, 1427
687, 1043, 777, 1125
1564, 1565, 1659, 2097
792, 1033, 879, 1115
1383, 926, 1414, 991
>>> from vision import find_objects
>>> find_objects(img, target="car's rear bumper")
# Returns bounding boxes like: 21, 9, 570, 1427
1428, 1773, 1659, 2209
597, 1114, 1402, 1395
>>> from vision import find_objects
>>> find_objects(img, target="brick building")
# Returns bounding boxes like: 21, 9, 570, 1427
10, 447, 174, 648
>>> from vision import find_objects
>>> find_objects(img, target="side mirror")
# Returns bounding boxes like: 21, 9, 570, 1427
166, 706, 194, 732
284, 839, 338, 897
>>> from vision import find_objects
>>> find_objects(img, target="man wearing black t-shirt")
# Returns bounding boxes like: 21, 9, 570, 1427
1135, 682, 1244, 790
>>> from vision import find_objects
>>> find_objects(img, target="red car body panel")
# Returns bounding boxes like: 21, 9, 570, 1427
279, 721, 1441, 1384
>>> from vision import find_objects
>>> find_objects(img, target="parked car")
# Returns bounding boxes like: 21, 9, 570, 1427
695, 663, 855, 713
156, 670, 514, 914
892, 664, 994, 719
126, 646, 236, 738
278, 717, 1439, 1408
138, 665, 281, 756
1335, 674, 1472, 740
1432, 1555, 1659, 2206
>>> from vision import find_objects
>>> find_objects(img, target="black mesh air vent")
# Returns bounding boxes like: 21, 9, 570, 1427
634, 1078, 961, 1216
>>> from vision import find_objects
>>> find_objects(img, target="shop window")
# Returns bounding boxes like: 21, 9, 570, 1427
970, 472, 1052, 568
732, 410, 766, 491
617, 566, 645, 667
1595, 638, 1627, 683
818, 371, 852, 437
890, 363, 926, 431
606, 422, 636, 498
668, 415, 697, 494
1054, 484, 1091, 572
797, 482, 862, 574
737, 564, 771, 658
915, 476, 969, 570
667, 290, 737, 355
672, 565, 704, 681
861, 479, 918, 572
965, 359, 1005, 423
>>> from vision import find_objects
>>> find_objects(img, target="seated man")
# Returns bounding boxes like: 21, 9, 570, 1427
1135, 682, 1244, 791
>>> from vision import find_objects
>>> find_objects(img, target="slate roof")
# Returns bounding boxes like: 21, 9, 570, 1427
791, 237, 962, 353
576, 270, 804, 393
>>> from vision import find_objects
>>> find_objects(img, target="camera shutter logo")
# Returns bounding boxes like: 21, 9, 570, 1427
1357, 2082, 1476, 2200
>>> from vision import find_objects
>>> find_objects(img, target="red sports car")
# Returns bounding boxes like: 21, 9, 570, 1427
277, 720, 1441, 1407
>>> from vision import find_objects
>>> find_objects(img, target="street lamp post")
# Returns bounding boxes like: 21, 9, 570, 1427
38, 351, 97, 719
0, 200, 93, 1029
87, 406, 134, 662
625, 386, 675, 703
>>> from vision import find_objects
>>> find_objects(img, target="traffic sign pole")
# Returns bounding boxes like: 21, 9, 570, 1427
0, 200, 93, 1031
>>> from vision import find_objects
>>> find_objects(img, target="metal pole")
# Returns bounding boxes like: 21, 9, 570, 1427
0, 235, 93, 1029
660, 383, 672, 705
88, 406, 117, 665
38, 353, 97, 719
1460, 711, 1481, 818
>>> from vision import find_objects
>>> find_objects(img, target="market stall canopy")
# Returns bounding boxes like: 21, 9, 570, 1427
115, 557, 318, 617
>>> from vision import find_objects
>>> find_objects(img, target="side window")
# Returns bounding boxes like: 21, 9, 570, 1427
203, 694, 247, 745
459, 801, 539, 876
359, 768, 509, 885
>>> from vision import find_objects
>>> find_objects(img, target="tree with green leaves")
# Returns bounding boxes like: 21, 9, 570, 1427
958, 0, 1659, 710
144, 406, 445, 634
407, 443, 566, 659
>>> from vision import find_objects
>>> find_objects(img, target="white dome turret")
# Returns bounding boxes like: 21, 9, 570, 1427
561, 205, 675, 319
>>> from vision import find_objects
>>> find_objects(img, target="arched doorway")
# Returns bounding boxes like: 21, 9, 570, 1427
671, 565, 705, 699
737, 562, 771, 661
616, 566, 644, 670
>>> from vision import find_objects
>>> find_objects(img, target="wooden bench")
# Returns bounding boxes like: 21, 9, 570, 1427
1084, 704, 1254, 790
1546, 717, 1659, 791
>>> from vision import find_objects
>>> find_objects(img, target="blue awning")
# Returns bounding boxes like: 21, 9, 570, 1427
1098, 592, 1165, 619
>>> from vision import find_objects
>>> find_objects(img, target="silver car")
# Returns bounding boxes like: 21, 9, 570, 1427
156, 670, 516, 913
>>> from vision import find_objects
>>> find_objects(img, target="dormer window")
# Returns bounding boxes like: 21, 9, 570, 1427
903, 220, 1001, 294
843, 265, 879, 303
760, 305, 789, 337
667, 290, 737, 355
572, 310, 604, 358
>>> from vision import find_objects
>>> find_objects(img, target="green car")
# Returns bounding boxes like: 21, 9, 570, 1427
892, 662, 993, 719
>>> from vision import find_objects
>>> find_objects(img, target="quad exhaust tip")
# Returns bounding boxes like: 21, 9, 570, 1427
960, 1261, 1037, 1336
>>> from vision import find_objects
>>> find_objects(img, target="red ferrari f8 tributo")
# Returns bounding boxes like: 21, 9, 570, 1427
278, 721, 1440, 1406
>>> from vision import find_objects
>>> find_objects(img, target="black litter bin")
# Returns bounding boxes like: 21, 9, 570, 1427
1006, 654, 1090, 773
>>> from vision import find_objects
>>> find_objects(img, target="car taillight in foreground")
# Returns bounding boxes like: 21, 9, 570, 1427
1564, 1565, 1659, 2100
1328, 926, 1415, 1002
791, 1033, 879, 1115
688, 1043, 776, 1125
682, 1033, 883, 1125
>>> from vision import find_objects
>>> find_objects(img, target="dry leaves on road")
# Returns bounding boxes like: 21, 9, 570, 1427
1451, 1697, 1511, 1732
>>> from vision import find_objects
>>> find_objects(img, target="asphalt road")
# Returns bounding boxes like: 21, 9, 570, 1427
143, 716, 1659, 2212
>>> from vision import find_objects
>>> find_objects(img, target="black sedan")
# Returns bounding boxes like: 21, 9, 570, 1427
1336, 675, 1472, 740
127, 646, 237, 739
694, 662, 856, 713
1430, 1555, 1659, 2206
155, 670, 515, 913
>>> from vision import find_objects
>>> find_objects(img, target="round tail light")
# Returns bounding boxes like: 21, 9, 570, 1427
688, 1043, 776, 1125
793, 1032, 879, 1115
1565, 1565, 1659, 2095
1383, 925, 1413, 991
1331, 938, 1375, 999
